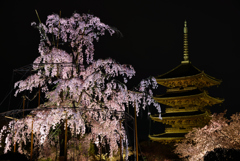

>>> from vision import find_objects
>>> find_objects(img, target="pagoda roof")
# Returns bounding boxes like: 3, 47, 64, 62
155, 63, 222, 88
161, 110, 203, 117
150, 111, 209, 122
156, 63, 201, 79
157, 88, 202, 98
151, 133, 186, 137
154, 90, 224, 107
149, 133, 185, 142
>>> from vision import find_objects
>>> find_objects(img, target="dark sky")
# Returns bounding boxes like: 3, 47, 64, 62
1, 0, 240, 117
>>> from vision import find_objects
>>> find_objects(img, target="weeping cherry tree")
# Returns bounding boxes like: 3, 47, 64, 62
0, 12, 161, 160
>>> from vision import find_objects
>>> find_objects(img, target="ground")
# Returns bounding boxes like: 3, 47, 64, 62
139, 141, 182, 161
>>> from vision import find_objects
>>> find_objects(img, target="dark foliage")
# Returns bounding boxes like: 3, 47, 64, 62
140, 141, 182, 161
0, 152, 28, 161
204, 148, 240, 161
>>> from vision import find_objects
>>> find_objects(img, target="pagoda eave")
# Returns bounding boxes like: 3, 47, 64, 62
150, 111, 210, 122
156, 72, 221, 88
153, 91, 224, 107
149, 135, 184, 143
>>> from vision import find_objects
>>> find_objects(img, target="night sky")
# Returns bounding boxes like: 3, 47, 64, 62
1, 0, 240, 119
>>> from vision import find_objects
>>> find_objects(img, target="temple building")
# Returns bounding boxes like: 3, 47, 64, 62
149, 21, 224, 143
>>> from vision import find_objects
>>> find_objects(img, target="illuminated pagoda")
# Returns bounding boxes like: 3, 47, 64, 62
149, 21, 224, 143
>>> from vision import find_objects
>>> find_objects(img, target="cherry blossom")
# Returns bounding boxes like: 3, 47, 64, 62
1, 12, 161, 160
174, 111, 240, 161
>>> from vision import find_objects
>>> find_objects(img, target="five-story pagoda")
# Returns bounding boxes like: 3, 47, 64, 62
149, 21, 224, 143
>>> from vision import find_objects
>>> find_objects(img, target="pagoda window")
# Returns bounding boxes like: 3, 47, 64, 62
177, 100, 182, 104
179, 86, 184, 90
184, 120, 190, 125
177, 120, 182, 125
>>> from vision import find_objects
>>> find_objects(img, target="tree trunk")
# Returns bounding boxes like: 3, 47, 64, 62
59, 122, 65, 161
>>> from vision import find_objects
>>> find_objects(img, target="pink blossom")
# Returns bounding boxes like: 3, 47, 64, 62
5, 12, 161, 160
175, 111, 240, 161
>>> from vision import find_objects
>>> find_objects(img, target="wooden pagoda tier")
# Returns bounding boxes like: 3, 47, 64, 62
150, 111, 211, 128
155, 63, 222, 89
149, 20, 224, 143
154, 88, 224, 112
149, 133, 185, 143
149, 79, 223, 143
149, 110, 212, 143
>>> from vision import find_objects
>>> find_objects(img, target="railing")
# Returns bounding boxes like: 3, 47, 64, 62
165, 127, 189, 133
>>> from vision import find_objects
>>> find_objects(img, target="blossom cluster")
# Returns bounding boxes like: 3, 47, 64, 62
3, 12, 161, 160
32, 13, 115, 64
1, 107, 126, 159
174, 111, 240, 161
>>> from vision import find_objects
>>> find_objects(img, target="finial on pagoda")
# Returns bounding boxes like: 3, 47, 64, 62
181, 20, 190, 64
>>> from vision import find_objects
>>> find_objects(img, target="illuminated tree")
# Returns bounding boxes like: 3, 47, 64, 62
0, 12, 161, 160
174, 111, 240, 161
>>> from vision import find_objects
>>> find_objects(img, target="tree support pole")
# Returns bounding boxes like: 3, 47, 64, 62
134, 103, 138, 161
120, 120, 123, 161
14, 131, 16, 152
64, 114, 68, 161
14, 142, 16, 152
38, 85, 41, 107
100, 141, 102, 161
23, 96, 25, 118
30, 118, 34, 161
14, 118, 17, 153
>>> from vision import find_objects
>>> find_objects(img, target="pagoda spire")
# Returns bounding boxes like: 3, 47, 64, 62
181, 20, 190, 64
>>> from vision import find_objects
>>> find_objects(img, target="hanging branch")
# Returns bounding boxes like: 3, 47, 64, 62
0, 12, 161, 161
35, 10, 42, 24
56, 10, 61, 48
